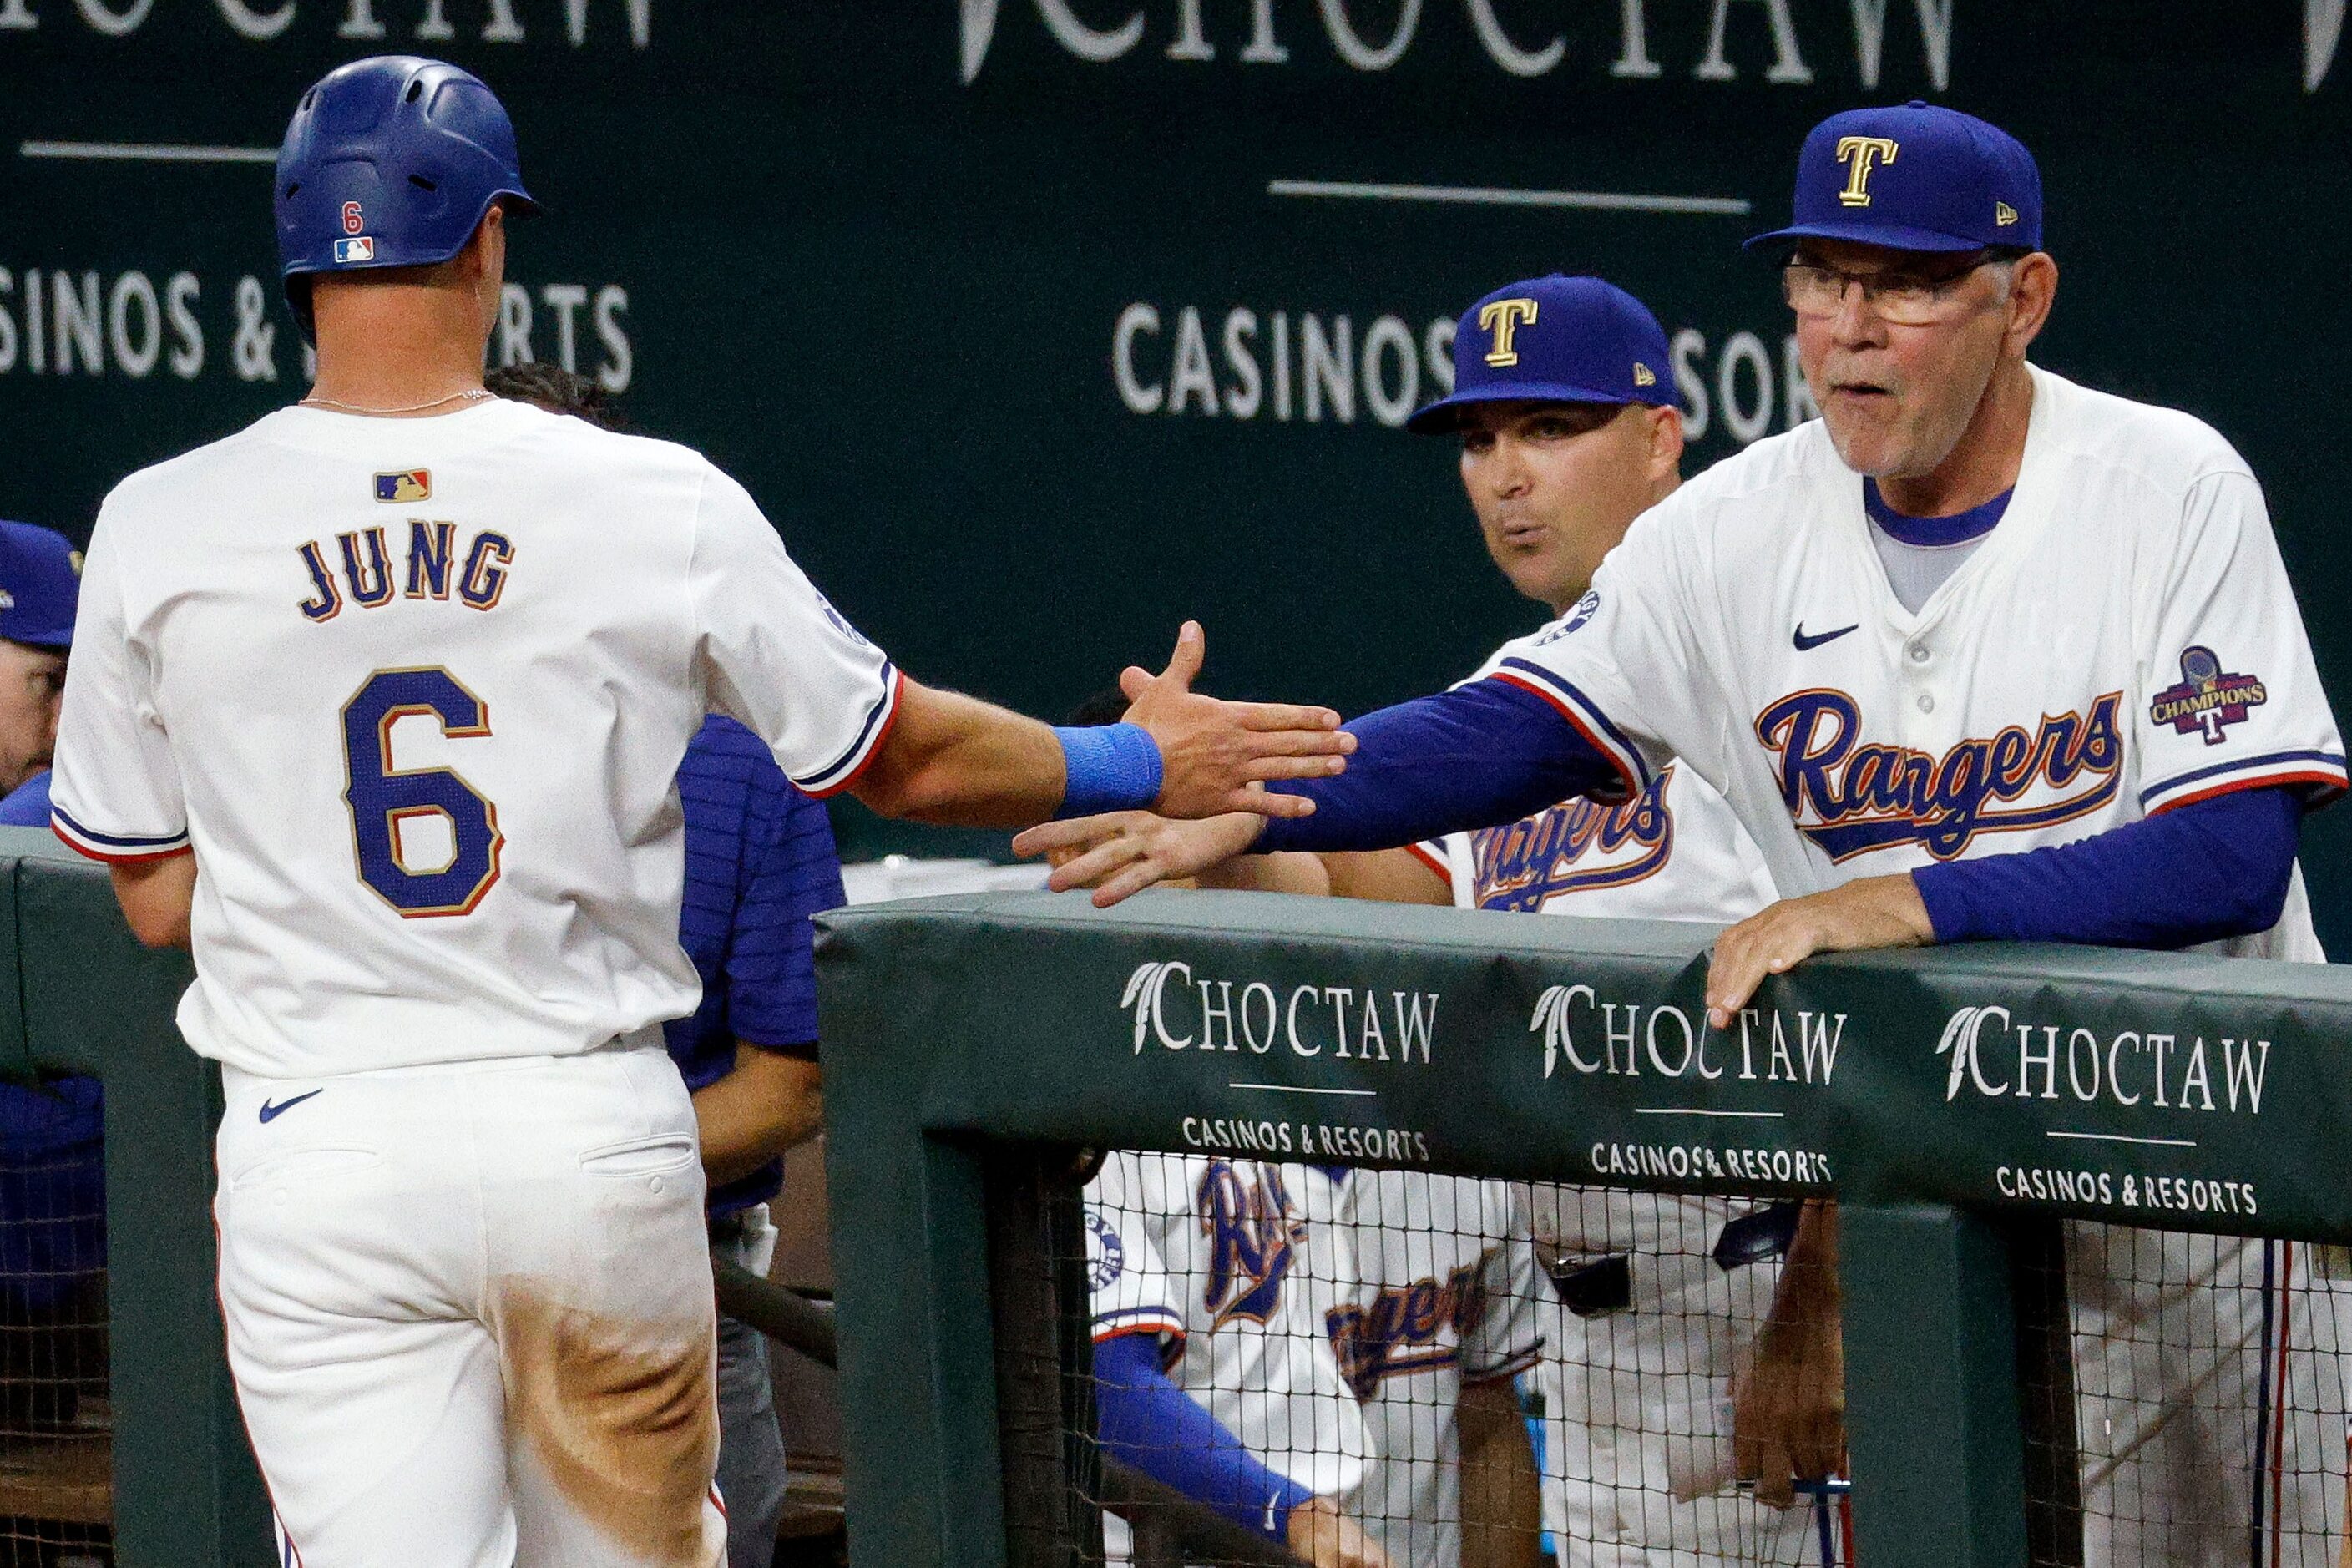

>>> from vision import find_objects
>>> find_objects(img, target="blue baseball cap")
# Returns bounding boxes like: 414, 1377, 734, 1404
0, 523, 80, 651
1407, 276, 1675, 434
1745, 101, 2042, 255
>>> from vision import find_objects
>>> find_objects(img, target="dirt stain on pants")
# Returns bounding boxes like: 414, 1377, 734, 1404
495, 1277, 722, 1565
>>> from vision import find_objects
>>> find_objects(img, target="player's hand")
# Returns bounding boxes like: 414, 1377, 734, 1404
1704, 873, 1934, 1028
1117, 622, 1353, 820
1731, 1272, 1846, 1506
1013, 811, 1267, 908
1286, 1495, 1393, 1568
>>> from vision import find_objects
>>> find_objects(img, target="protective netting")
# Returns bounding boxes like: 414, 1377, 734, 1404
2016, 1224, 2352, 1568
0, 1078, 110, 1568
987, 1142, 2352, 1568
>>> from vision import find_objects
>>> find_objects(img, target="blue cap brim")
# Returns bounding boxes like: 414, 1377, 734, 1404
1743, 220, 1995, 254
1404, 380, 1653, 434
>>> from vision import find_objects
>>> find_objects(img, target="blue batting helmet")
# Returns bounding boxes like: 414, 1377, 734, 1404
274, 55, 538, 339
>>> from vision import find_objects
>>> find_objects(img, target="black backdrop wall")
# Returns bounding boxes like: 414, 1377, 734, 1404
3, 3, 2348, 939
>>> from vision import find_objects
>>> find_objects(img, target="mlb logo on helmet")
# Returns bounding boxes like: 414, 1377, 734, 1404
375, 470, 431, 503
334, 236, 376, 264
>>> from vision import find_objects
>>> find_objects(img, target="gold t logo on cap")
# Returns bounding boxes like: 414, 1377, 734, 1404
1834, 135, 1899, 206
1478, 298, 1539, 367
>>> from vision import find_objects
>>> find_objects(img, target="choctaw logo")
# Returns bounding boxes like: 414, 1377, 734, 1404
1468, 769, 1673, 912
1756, 689, 2123, 861
1198, 1161, 1305, 1328
2149, 646, 2267, 746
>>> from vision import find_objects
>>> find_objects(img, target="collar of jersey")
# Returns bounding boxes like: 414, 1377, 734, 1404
1861, 477, 2012, 549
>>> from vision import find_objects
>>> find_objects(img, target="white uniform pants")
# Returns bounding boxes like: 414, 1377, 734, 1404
214, 1044, 726, 1568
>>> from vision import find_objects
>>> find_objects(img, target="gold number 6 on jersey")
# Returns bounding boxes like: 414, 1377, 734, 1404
338, 666, 503, 917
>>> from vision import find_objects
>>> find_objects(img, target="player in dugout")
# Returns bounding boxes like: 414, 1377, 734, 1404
48, 54, 1354, 1567
0, 523, 109, 1435
487, 362, 835, 1568
1021, 101, 2351, 1565
1173, 273, 1824, 1566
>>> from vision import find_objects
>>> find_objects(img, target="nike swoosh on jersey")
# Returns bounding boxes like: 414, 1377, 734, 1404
1264, 1492, 1281, 1533
257, 1089, 324, 1123
1793, 622, 1859, 651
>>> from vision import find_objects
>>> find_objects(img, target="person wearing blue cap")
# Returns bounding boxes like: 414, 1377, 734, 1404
1024, 102, 2346, 1564
0, 519, 105, 1448
0, 519, 82, 827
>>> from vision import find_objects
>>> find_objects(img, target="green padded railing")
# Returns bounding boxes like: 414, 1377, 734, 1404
815, 888, 2352, 1568
0, 829, 272, 1567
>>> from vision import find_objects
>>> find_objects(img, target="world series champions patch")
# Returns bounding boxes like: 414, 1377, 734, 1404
2150, 645, 2268, 746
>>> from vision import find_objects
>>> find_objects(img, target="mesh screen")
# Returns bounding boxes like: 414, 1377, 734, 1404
2016, 1224, 2352, 1568
0, 1079, 112, 1568
989, 1144, 2352, 1567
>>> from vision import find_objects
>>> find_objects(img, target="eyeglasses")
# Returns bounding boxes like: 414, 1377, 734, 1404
1781, 254, 1999, 326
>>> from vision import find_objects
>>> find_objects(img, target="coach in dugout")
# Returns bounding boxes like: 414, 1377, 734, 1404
0, 522, 108, 1429
1023, 102, 2351, 1565
1189, 275, 1820, 1566
488, 364, 840, 1568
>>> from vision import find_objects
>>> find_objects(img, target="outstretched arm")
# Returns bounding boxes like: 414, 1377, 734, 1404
1017, 680, 1621, 904
848, 623, 1353, 827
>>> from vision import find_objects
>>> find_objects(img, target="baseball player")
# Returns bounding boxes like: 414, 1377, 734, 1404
486, 360, 837, 1568
1087, 1151, 1390, 1568
45, 55, 1350, 1568
1021, 101, 2349, 1565
1181, 276, 1809, 1565
1307, 1166, 1548, 1568
0, 519, 78, 823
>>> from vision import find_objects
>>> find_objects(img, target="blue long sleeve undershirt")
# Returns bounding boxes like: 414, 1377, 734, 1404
1255, 680, 1623, 855
1914, 785, 2301, 948
1092, 1333, 1314, 1541
1253, 679, 2303, 950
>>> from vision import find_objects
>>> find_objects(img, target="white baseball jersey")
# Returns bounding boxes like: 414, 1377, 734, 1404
1414, 761, 1802, 1564
1414, 762, 1774, 924
50, 400, 900, 1079
1086, 1151, 1370, 1500
1308, 1169, 1544, 1568
1478, 365, 2344, 959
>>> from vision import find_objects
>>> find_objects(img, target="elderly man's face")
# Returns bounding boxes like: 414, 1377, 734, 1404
1791, 240, 2021, 480
0, 640, 66, 795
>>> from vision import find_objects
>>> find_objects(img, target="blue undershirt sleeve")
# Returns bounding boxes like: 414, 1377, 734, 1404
1092, 1333, 1315, 1542
1256, 679, 1624, 854
1912, 787, 2301, 948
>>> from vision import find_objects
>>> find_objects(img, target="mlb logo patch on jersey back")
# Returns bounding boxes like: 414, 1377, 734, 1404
334, 236, 376, 264
375, 470, 431, 503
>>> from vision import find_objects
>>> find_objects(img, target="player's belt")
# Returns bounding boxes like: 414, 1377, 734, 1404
1543, 1253, 1632, 1317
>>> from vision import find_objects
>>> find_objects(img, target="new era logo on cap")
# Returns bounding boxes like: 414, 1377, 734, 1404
334, 236, 376, 264
375, 470, 430, 503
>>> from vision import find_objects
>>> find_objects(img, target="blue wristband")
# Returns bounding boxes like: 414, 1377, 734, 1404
1053, 723, 1165, 819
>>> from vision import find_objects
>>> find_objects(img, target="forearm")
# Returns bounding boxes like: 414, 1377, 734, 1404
1458, 1378, 1542, 1568
847, 680, 1066, 826
1912, 787, 2299, 948
1193, 852, 1331, 896
1257, 681, 1623, 854
690, 1047, 822, 1187
1093, 1334, 1313, 1540
109, 852, 195, 948
1771, 1200, 1840, 1323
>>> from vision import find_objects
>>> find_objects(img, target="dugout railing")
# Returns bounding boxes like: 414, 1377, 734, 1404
815, 888, 2352, 1568
0, 828, 272, 1565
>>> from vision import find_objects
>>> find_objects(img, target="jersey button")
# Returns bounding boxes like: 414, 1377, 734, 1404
1916, 693, 1935, 714
1908, 645, 1930, 664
